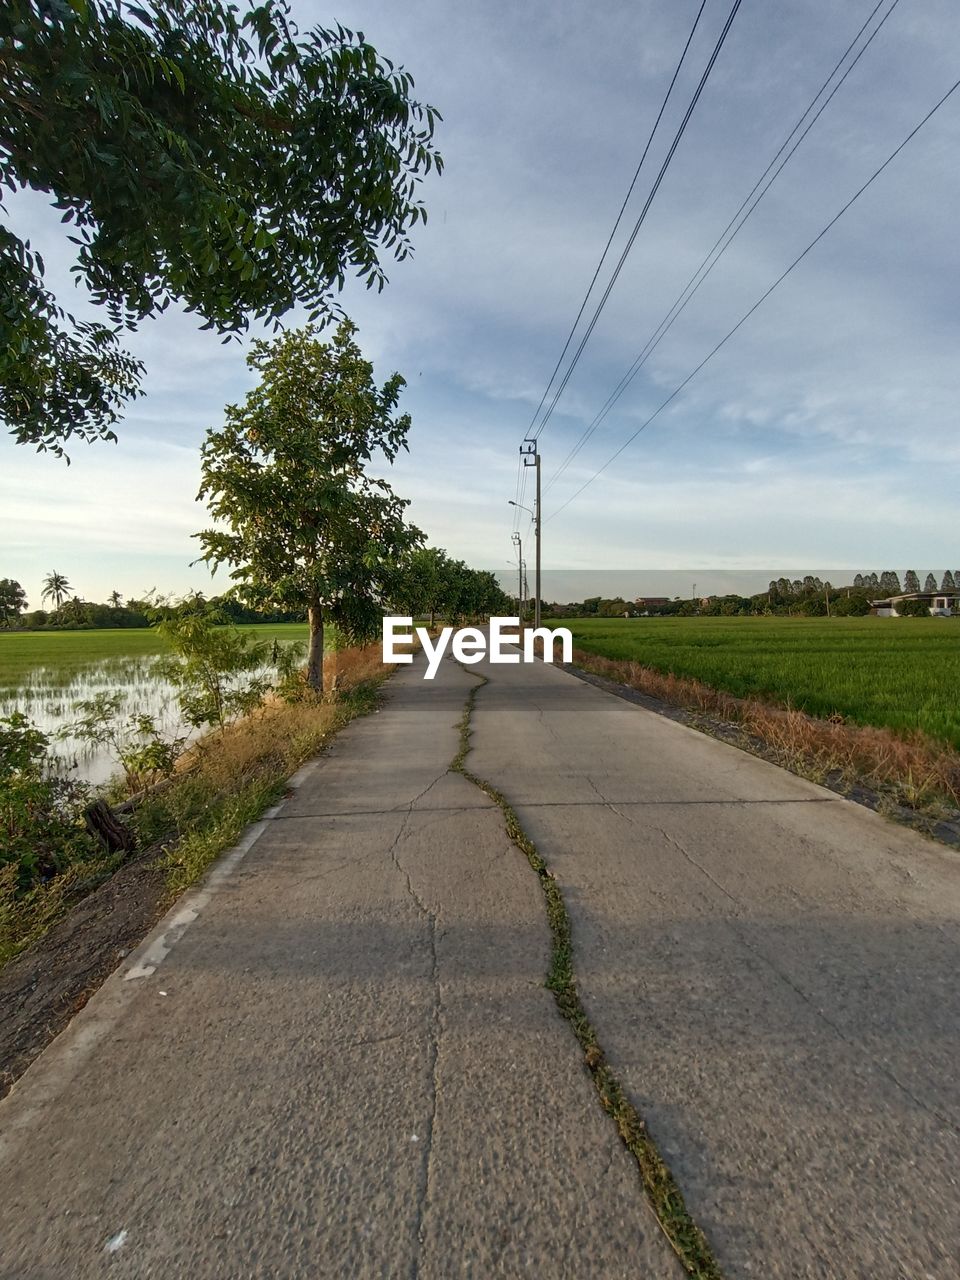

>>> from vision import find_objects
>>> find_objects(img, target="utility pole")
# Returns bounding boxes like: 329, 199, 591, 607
521, 438, 541, 629
511, 532, 523, 620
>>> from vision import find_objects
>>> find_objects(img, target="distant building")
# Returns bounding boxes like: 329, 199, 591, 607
871, 591, 958, 617
634, 597, 670, 609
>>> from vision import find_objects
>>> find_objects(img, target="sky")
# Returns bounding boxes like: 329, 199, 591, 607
3, 0, 960, 608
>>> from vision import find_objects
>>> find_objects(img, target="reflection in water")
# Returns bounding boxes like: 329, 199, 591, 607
1, 656, 183, 786
1, 653, 285, 787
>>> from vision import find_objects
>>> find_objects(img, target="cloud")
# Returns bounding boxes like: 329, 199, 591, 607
4, 0, 958, 584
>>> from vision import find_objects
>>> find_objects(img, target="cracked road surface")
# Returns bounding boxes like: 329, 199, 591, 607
468, 651, 960, 1279
0, 656, 682, 1279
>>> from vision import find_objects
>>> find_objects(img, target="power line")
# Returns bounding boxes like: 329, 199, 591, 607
531, 0, 744, 444
544, 0, 900, 495
546, 70, 960, 522
521, 0, 710, 444
512, 0, 711, 539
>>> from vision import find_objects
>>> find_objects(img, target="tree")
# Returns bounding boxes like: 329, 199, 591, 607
156, 611, 273, 733
924, 573, 938, 592
40, 570, 71, 610
197, 322, 421, 692
0, 579, 27, 624
108, 590, 123, 608
879, 570, 901, 595
903, 569, 920, 593
2, 0, 442, 454
897, 597, 931, 617
394, 547, 452, 625
853, 573, 864, 589
940, 570, 956, 592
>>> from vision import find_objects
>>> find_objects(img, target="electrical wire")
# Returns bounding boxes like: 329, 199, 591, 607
521, 0, 711, 445
529, 0, 744, 443
543, 0, 901, 495
545, 70, 960, 521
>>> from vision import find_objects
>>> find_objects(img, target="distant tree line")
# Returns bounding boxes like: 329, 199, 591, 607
0, 576, 307, 631
543, 570, 960, 621
853, 570, 957, 595
390, 547, 510, 625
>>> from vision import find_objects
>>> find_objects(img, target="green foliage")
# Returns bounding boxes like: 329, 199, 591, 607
40, 571, 71, 610
196, 321, 422, 689
393, 546, 511, 622
0, 711, 96, 889
0, 578, 27, 624
569, 616, 960, 748
66, 691, 186, 791
1, 0, 442, 452
155, 610, 274, 732
895, 598, 932, 618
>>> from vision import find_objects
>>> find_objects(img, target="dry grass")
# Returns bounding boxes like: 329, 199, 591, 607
570, 647, 960, 813
139, 644, 391, 892
173, 644, 387, 789
0, 644, 392, 965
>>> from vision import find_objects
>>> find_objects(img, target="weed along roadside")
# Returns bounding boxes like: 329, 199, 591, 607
0, 642, 394, 1097
564, 647, 960, 839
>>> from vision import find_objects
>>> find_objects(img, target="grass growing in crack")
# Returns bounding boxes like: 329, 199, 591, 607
451, 671, 723, 1280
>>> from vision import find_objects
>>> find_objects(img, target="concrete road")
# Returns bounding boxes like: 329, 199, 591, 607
2, 648, 958, 1278
0, 657, 681, 1280
468, 651, 960, 1279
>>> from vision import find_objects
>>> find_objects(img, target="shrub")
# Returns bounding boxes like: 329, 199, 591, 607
0, 712, 96, 889
896, 598, 931, 618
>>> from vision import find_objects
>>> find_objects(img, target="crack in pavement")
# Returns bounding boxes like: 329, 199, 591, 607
585, 774, 631, 823
271, 804, 491, 820
659, 827, 958, 1135
385, 800, 444, 1279
452, 667, 724, 1279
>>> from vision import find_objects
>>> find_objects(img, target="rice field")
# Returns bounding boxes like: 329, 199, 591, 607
0, 624, 310, 783
568, 616, 960, 748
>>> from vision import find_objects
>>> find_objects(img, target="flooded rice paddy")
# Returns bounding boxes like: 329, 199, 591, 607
0, 626, 309, 786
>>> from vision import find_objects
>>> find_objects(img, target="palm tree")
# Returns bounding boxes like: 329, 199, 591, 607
41, 571, 71, 610
108, 590, 123, 608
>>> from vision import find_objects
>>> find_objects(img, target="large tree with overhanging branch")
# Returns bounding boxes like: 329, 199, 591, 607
0, 0, 441, 454
196, 321, 422, 691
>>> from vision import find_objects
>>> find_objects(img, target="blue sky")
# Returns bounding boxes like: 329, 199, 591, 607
2, 0, 959, 607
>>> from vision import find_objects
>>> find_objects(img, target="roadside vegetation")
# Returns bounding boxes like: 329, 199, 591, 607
0, 622, 308, 688
568, 617, 960, 746
0, 620, 389, 968
567, 617, 960, 815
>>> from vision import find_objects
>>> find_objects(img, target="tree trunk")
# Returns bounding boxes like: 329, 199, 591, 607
306, 602, 324, 692
84, 799, 135, 854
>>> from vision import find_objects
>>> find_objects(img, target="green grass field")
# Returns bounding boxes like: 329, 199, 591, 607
0, 623, 310, 691
568, 616, 960, 748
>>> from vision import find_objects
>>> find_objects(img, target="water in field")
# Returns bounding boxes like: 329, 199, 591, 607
1, 656, 183, 786
0, 626, 309, 787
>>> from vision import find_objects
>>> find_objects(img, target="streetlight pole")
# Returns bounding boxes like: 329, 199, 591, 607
520, 438, 541, 629
511, 531, 523, 619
